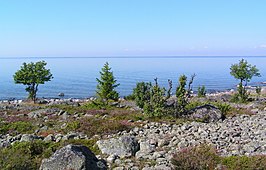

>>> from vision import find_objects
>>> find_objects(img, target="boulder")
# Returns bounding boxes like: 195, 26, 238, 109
28, 109, 46, 119
97, 136, 139, 158
20, 134, 40, 142
188, 104, 224, 123
39, 144, 106, 170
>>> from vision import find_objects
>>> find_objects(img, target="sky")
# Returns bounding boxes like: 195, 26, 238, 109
0, 0, 266, 57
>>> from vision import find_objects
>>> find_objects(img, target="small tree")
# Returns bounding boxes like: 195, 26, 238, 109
96, 62, 120, 103
230, 59, 260, 102
13, 61, 53, 103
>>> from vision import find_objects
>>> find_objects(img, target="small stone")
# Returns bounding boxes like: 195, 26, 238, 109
107, 154, 117, 163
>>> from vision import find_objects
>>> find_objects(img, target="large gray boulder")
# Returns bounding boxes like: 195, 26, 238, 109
188, 104, 224, 123
97, 136, 139, 158
39, 144, 106, 170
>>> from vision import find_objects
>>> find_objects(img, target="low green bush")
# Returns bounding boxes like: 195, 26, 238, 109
212, 102, 232, 115
0, 121, 36, 135
222, 155, 266, 170
65, 121, 81, 131
197, 85, 206, 97
0, 139, 99, 170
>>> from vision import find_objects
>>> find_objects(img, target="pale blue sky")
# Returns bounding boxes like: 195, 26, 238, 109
0, 0, 266, 57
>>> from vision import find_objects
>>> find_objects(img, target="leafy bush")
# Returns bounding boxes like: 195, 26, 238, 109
132, 75, 195, 118
197, 85, 206, 97
171, 74, 195, 117
133, 82, 152, 109
143, 78, 167, 117
0, 140, 57, 170
0, 139, 99, 170
213, 102, 232, 115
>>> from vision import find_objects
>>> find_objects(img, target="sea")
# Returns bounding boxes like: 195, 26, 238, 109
0, 56, 265, 100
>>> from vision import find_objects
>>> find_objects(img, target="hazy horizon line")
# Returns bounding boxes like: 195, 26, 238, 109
0, 55, 266, 59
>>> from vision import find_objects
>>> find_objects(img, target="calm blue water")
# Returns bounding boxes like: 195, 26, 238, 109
0, 57, 265, 100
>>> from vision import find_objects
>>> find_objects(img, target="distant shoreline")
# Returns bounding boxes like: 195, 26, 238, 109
1, 85, 265, 103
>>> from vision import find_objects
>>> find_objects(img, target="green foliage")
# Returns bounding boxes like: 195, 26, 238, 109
213, 102, 232, 115
133, 75, 195, 118
124, 94, 135, 100
133, 79, 167, 117
13, 61, 53, 103
185, 101, 206, 111
0, 140, 57, 170
0, 139, 99, 170
231, 82, 249, 103
222, 155, 266, 170
0, 121, 36, 135
133, 82, 152, 108
143, 79, 166, 117
96, 62, 120, 104
173, 74, 195, 117
65, 121, 80, 131
197, 85, 206, 97
230, 59, 260, 102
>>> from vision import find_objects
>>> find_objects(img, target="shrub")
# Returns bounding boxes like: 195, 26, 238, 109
172, 144, 266, 170
197, 85, 206, 97
65, 121, 80, 131
222, 155, 266, 170
172, 74, 195, 117
172, 144, 220, 170
213, 102, 232, 115
0, 140, 57, 170
133, 82, 152, 108
0, 121, 35, 135
143, 78, 167, 117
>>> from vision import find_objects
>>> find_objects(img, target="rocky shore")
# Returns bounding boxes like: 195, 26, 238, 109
0, 90, 266, 169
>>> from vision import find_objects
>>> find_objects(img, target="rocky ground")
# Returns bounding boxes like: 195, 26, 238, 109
0, 92, 266, 169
